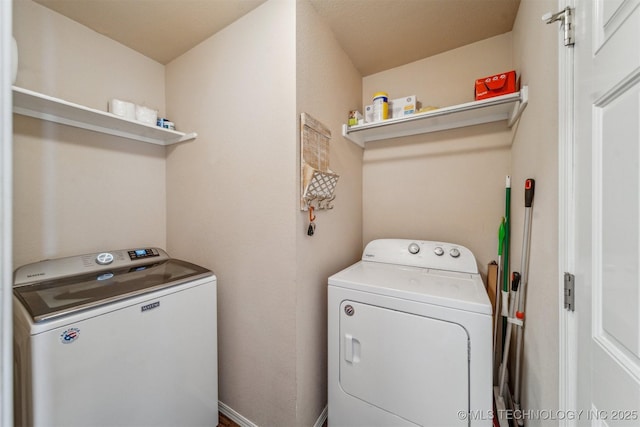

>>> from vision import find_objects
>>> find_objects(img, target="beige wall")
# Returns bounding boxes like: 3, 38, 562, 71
13, 0, 165, 113
13, 0, 363, 424
295, 0, 363, 425
12, 0, 167, 267
11, 0, 560, 424
360, 11, 560, 418
362, 33, 514, 278
165, 1, 299, 425
166, 1, 363, 424
511, 0, 559, 422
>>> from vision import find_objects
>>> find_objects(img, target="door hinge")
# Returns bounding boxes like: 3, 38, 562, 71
543, 6, 575, 46
564, 272, 575, 311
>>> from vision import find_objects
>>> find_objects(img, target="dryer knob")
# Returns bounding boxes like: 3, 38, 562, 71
408, 243, 420, 254
450, 248, 461, 258
434, 247, 444, 256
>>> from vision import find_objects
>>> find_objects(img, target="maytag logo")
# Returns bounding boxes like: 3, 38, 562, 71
141, 301, 160, 312
27, 272, 45, 278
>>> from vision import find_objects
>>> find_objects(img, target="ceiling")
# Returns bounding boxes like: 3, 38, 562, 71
33, 0, 520, 76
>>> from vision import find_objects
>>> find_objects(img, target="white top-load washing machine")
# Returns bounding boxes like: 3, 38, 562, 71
13, 248, 217, 427
328, 239, 492, 427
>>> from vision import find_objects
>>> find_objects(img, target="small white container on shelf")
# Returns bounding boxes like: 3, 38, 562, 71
109, 99, 135, 120
135, 105, 158, 126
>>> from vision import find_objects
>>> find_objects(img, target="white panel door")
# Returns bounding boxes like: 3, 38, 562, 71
574, 0, 640, 422
339, 300, 469, 426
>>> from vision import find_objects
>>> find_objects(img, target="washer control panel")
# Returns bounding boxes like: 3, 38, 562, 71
14, 248, 170, 287
127, 248, 160, 261
362, 239, 478, 274
94, 248, 159, 265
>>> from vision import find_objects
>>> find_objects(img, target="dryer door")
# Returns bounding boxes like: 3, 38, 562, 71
339, 300, 469, 426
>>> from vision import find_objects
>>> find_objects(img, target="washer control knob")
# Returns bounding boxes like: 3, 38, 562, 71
450, 248, 461, 258
434, 247, 444, 256
95, 252, 114, 265
408, 243, 420, 254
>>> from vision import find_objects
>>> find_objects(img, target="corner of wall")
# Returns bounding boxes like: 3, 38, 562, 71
295, 1, 363, 425
510, 0, 560, 420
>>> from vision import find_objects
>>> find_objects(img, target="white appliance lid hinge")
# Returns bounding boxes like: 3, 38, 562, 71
564, 272, 575, 311
543, 6, 575, 46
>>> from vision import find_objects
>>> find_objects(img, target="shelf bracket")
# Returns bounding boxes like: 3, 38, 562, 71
508, 86, 529, 127
342, 124, 364, 147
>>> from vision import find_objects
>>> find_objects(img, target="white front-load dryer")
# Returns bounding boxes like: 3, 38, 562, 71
328, 239, 492, 427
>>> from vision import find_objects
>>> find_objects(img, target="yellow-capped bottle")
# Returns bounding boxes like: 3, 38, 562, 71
372, 92, 389, 121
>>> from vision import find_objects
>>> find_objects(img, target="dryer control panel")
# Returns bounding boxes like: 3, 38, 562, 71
362, 239, 478, 274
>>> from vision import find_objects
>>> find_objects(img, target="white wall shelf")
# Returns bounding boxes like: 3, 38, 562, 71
12, 86, 197, 146
342, 86, 528, 147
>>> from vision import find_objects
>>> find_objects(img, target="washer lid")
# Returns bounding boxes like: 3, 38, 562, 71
329, 261, 491, 315
13, 259, 212, 323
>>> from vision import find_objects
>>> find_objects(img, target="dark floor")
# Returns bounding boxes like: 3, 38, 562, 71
218, 412, 241, 427
218, 411, 328, 427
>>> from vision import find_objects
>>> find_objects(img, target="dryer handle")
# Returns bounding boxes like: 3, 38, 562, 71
344, 334, 361, 363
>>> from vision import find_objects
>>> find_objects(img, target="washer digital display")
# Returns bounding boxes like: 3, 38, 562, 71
128, 248, 159, 260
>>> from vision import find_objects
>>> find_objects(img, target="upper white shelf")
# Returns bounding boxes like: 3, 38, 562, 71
12, 86, 197, 146
342, 86, 528, 147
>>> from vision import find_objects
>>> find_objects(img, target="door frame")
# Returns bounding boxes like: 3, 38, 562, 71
557, 0, 576, 425
0, 0, 13, 424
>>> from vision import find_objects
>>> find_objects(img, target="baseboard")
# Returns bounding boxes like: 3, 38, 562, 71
218, 401, 328, 427
219, 401, 259, 427
313, 405, 328, 427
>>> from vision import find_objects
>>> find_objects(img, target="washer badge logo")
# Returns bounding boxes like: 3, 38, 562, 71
60, 327, 80, 344
141, 301, 160, 312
